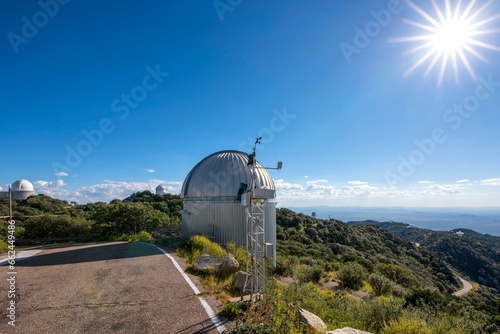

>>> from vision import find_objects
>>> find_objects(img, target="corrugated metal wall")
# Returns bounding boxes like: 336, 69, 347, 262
182, 200, 277, 258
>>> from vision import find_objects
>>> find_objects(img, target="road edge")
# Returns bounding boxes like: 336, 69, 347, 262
146, 243, 227, 333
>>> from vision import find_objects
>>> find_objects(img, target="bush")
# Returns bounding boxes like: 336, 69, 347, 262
383, 318, 431, 334
369, 273, 393, 296
218, 301, 249, 320
181, 235, 225, 263
0, 240, 9, 252
404, 289, 447, 314
274, 255, 298, 277
293, 265, 323, 284
337, 262, 366, 290
226, 241, 246, 267
128, 231, 153, 242
376, 263, 419, 289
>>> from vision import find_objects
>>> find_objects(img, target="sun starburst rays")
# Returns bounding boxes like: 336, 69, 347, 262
393, 0, 500, 86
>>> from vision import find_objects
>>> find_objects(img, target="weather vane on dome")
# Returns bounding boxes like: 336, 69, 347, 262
247, 137, 282, 171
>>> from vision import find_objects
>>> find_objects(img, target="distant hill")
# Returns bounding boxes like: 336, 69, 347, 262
276, 209, 461, 294
347, 220, 500, 292
288, 206, 500, 236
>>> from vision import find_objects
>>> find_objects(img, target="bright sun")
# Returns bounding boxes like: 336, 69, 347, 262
433, 19, 472, 52
394, 0, 500, 86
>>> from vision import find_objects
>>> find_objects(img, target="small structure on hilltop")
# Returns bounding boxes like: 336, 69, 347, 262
155, 184, 168, 195
0, 179, 36, 201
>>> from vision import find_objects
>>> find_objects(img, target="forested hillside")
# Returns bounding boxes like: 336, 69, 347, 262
348, 220, 500, 293
276, 209, 460, 294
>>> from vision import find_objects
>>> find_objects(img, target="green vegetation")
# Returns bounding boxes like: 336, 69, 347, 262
0, 191, 182, 244
180, 234, 225, 263
228, 209, 500, 333
348, 220, 500, 293
1, 194, 499, 333
128, 231, 154, 242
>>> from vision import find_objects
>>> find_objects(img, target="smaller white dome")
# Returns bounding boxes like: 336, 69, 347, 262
156, 184, 167, 195
12, 179, 34, 191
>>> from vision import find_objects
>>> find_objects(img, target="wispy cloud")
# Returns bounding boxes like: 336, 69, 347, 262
348, 180, 368, 185
480, 178, 500, 186
456, 179, 470, 183
145, 169, 156, 173
418, 180, 434, 184
31, 179, 182, 204
421, 184, 462, 195
54, 172, 69, 177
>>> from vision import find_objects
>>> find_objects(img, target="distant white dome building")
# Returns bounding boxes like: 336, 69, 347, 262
0, 179, 36, 200
181, 150, 276, 256
156, 184, 168, 195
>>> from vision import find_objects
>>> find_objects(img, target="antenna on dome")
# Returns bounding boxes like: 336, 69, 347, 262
247, 137, 261, 166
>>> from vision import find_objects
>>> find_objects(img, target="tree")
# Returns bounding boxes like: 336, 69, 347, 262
376, 263, 419, 289
91, 202, 171, 237
337, 262, 366, 290
22, 215, 92, 239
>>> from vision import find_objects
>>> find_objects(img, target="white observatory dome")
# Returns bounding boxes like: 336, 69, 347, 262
12, 179, 34, 191
181, 150, 275, 200
156, 184, 167, 195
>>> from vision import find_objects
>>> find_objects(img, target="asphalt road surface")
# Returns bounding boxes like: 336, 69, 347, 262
453, 277, 473, 297
0, 242, 225, 333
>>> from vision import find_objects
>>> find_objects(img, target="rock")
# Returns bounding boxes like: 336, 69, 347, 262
298, 307, 327, 333
322, 281, 341, 291
194, 254, 222, 273
217, 253, 239, 278
232, 271, 253, 293
326, 327, 372, 334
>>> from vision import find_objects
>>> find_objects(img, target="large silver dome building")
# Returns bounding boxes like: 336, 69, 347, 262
181, 150, 277, 254
0, 179, 36, 201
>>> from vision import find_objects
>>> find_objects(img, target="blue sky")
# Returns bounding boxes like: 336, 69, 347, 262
1, 0, 500, 206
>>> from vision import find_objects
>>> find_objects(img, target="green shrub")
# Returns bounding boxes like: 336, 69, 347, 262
383, 317, 431, 334
293, 265, 323, 284
218, 301, 249, 320
181, 235, 225, 263
0, 240, 9, 252
337, 262, 366, 290
376, 263, 419, 289
369, 273, 393, 296
274, 255, 298, 277
226, 241, 246, 267
128, 231, 153, 242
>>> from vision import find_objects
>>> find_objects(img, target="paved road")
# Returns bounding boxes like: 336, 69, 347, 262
453, 277, 473, 297
0, 242, 225, 333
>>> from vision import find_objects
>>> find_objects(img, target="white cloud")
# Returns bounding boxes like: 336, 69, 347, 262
306, 179, 328, 185
304, 175, 309, 179
32, 180, 70, 198
456, 179, 470, 183
480, 178, 500, 186
145, 169, 156, 173
166, 181, 182, 186
54, 172, 69, 177
421, 184, 462, 195
348, 180, 368, 185
30, 179, 183, 204
274, 179, 385, 202
418, 180, 434, 184
148, 179, 166, 184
